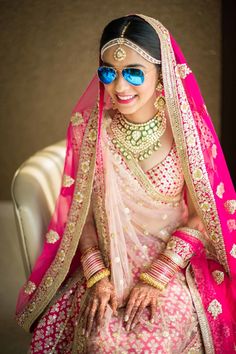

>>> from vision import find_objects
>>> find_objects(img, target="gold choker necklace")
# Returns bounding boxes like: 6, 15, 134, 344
110, 110, 166, 161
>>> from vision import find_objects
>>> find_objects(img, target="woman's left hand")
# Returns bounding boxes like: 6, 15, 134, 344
124, 282, 159, 331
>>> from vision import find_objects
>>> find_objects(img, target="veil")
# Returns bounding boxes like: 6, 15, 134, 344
16, 14, 236, 352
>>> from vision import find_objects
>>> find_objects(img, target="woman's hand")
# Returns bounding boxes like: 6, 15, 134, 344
82, 277, 117, 337
124, 282, 159, 331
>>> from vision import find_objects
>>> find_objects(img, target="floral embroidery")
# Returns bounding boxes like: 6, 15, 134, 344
46, 230, 60, 244
24, 281, 36, 295
186, 134, 196, 147
175, 63, 192, 79
212, 270, 224, 285
230, 244, 236, 258
74, 192, 84, 203
67, 222, 76, 234
216, 182, 225, 199
70, 112, 84, 126
224, 200, 236, 215
88, 128, 97, 142
207, 299, 222, 319
58, 250, 66, 262
211, 144, 217, 158
200, 202, 210, 212
193, 168, 203, 181
227, 220, 236, 232
28, 302, 36, 312
45, 277, 53, 288
81, 161, 90, 173
62, 174, 75, 187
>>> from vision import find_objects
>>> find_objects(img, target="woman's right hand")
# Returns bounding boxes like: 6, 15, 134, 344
81, 277, 118, 337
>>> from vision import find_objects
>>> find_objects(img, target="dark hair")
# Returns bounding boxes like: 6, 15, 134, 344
99, 15, 161, 64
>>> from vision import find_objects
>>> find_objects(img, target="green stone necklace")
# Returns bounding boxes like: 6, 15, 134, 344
110, 110, 166, 161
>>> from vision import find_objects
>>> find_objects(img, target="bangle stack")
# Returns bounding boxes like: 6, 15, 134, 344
81, 246, 110, 288
140, 254, 181, 290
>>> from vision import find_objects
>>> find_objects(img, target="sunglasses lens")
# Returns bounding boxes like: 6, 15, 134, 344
123, 68, 144, 86
97, 67, 116, 84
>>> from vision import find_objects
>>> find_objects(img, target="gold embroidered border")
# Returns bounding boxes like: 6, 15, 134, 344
177, 226, 208, 248
185, 265, 215, 354
138, 14, 229, 273
16, 108, 99, 331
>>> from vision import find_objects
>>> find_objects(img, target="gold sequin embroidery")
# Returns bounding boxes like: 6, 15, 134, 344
216, 182, 225, 199
45, 276, 53, 288
46, 230, 60, 244
62, 174, 75, 187
207, 299, 222, 319
230, 244, 236, 258
70, 112, 84, 126
212, 270, 224, 285
81, 161, 90, 173
175, 63, 192, 79
24, 281, 36, 295
74, 192, 84, 204
224, 200, 236, 215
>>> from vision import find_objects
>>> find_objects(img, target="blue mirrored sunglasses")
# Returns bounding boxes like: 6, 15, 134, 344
97, 66, 145, 86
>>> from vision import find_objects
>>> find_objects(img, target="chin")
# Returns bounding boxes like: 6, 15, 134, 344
115, 104, 140, 116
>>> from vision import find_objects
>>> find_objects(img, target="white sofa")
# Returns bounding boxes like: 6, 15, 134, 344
11, 141, 66, 277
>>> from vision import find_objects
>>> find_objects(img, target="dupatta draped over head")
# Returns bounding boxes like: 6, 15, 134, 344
16, 14, 236, 353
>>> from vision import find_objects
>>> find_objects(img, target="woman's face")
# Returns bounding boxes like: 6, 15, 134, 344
101, 45, 159, 121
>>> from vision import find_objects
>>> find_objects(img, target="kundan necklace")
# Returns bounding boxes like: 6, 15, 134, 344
110, 109, 166, 161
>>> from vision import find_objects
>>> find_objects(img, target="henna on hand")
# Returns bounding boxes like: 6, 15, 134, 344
124, 282, 159, 331
81, 277, 117, 337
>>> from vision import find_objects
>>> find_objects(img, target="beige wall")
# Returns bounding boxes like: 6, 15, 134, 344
0, 0, 221, 199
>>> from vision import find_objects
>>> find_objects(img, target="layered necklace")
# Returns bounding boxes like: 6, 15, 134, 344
110, 107, 166, 161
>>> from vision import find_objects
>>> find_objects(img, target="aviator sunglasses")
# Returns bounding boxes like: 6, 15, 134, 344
97, 66, 147, 86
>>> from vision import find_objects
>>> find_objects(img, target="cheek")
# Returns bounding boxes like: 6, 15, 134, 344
138, 81, 156, 99
103, 84, 114, 97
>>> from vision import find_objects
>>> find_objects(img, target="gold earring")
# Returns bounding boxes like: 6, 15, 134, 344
154, 72, 165, 110
154, 95, 166, 111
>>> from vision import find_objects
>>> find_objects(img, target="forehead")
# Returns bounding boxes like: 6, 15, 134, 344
102, 45, 153, 69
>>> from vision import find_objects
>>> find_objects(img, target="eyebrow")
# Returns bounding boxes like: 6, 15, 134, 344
102, 62, 146, 68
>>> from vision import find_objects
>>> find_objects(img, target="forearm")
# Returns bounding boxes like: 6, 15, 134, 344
78, 220, 98, 254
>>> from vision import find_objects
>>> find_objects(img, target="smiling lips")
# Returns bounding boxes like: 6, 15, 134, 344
116, 94, 137, 104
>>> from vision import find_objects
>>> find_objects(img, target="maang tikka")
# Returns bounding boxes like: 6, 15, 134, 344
113, 23, 131, 61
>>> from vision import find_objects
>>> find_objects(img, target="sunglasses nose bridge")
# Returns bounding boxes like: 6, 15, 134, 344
113, 69, 131, 90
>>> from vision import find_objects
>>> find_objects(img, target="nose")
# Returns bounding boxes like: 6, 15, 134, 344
113, 70, 130, 92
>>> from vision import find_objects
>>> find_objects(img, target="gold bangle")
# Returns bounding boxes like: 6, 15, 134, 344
140, 272, 166, 291
87, 268, 110, 288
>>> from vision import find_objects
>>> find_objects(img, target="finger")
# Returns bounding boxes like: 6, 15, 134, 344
126, 303, 140, 331
110, 292, 118, 316
124, 293, 138, 322
150, 299, 157, 323
82, 302, 92, 335
86, 299, 99, 337
130, 299, 149, 329
97, 298, 109, 327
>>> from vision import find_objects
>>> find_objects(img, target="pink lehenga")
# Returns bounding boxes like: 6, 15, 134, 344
16, 15, 236, 354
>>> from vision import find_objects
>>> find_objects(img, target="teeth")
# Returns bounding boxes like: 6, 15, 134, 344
117, 95, 135, 100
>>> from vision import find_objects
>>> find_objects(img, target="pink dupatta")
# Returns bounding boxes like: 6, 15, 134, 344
16, 14, 236, 353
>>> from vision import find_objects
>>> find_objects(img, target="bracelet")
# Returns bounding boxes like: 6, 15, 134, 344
81, 248, 106, 280
81, 245, 99, 260
87, 268, 111, 288
140, 272, 166, 291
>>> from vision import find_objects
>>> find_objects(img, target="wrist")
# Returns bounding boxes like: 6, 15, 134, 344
81, 246, 110, 288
